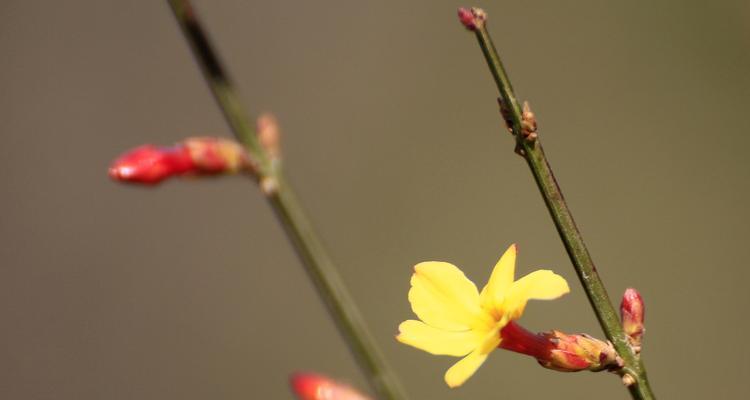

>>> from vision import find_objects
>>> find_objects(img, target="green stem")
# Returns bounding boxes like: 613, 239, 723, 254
269, 177, 408, 400
167, 2, 409, 399
468, 16, 655, 400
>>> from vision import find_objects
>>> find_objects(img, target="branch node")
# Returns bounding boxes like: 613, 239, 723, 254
260, 176, 278, 196
497, 97, 514, 135
521, 101, 538, 143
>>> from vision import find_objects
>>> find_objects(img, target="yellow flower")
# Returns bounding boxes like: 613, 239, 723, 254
396, 244, 570, 388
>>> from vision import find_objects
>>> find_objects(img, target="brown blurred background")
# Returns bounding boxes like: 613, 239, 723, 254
2, 1, 749, 399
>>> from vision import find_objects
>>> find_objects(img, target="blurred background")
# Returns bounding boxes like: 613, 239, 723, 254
2, 1, 749, 399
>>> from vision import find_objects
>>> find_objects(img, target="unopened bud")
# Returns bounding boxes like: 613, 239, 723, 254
522, 102, 536, 129
290, 373, 371, 400
520, 101, 538, 142
109, 137, 252, 185
108, 144, 192, 185
621, 288, 645, 350
256, 113, 281, 160
539, 331, 620, 372
457, 7, 487, 31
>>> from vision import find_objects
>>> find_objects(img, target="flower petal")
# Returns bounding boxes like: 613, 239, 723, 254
479, 244, 517, 312
409, 261, 486, 331
443, 329, 502, 388
503, 270, 570, 319
396, 320, 482, 356
444, 348, 488, 388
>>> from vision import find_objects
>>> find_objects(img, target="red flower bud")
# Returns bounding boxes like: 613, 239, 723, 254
290, 373, 371, 400
457, 7, 487, 31
108, 144, 193, 184
109, 137, 251, 185
621, 288, 645, 350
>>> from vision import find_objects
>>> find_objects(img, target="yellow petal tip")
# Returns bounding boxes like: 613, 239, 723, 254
444, 371, 462, 388
537, 270, 570, 298
445, 379, 460, 389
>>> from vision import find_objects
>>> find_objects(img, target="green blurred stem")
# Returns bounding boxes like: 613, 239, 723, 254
468, 20, 655, 400
167, 1, 409, 399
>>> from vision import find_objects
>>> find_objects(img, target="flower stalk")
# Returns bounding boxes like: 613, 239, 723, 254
458, 7, 655, 399
498, 322, 620, 373
166, 1, 408, 399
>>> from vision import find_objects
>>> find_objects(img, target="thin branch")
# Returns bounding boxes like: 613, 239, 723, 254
166, 2, 409, 399
459, 8, 655, 400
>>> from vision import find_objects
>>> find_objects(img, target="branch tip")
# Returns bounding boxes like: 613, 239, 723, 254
457, 7, 486, 31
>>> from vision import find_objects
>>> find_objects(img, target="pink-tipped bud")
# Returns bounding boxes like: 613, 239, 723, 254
457, 7, 487, 31
621, 288, 645, 350
256, 113, 281, 160
457, 8, 475, 29
290, 373, 371, 400
109, 137, 252, 185
108, 144, 193, 185
540, 331, 620, 372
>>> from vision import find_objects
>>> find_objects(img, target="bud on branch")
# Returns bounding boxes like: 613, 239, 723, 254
109, 137, 253, 185
290, 372, 371, 400
621, 288, 645, 352
457, 7, 486, 31
256, 113, 281, 161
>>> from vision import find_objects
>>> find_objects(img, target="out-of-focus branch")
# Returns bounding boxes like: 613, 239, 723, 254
167, 2, 409, 399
